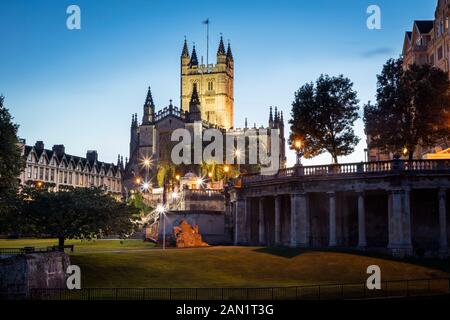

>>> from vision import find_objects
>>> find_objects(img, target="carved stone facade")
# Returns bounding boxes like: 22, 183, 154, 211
181, 37, 234, 130
124, 37, 286, 191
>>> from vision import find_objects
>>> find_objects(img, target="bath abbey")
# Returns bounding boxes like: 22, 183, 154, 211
123, 37, 287, 190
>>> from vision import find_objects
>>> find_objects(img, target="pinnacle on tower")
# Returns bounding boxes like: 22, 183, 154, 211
144, 86, 155, 108
217, 35, 226, 55
269, 106, 274, 127
274, 107, 279, 123
188, 83, 201, 122
226, 41, 233, 61
143, 86, 155, 124
190, 44, 199, 66
181, 38, 190, 58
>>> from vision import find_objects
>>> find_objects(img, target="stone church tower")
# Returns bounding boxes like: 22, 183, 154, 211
180, 36, 234, 129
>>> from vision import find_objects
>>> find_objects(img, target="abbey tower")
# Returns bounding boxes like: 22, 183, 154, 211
180, 37, 234, 129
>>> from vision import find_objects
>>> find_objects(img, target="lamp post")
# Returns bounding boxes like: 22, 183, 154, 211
142, 157, 152, 193
234, 149, 241, 174
156, 204, 166, 250
293, 139, 304, 166
223, 165, 230, 184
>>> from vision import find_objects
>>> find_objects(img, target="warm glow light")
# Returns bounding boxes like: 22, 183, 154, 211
156, 204, 166, 214
36, 181, 43, 188
175, 174, 180, 181
224, 165, 230, 173
294, 139, 302, 150
196, 177, 205, 188
135, 177, 141, 184
402, 147, 408, 156
140, 156, 153, 169
208, 172, 213, 178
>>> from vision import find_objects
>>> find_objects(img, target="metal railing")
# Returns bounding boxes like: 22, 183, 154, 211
240, 159, 450, 185
28, 278, 450, 301
0, 245, 74, 255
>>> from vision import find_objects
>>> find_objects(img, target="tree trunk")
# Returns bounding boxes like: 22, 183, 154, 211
408, 148, 415, 161
58, 237, 65, 252
332, 154, 338, 164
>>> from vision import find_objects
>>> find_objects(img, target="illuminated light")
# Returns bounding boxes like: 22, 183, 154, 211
142, 182, 150, 191
196, 177, 205, 188
141, 156, 153, 168
171, 192, 178, 199
208, 172, 213, 178
175, 174, 180, 181
402, 147, 408, 156
36, 181, 43, 188
223, 165, 230, 173
156, 204, 166, 214
294, 139, 302, 150
135, 177, 141, 184
234, 149, 241, 157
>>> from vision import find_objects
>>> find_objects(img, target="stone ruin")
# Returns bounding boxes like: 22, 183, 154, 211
0, 252, 70, 299
173, 220, 208, 248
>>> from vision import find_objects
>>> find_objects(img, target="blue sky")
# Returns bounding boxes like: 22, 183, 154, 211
0, 0, 437, 166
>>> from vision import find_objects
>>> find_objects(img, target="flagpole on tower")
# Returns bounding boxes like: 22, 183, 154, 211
203, 18, 210, 67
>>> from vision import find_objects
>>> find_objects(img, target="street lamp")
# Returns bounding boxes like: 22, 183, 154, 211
142, 181, 150, 192
156, 204, 166, 250
402, 147, 408, 158
293, 139, 304, 166
234, 148, 242, 173
141, 156, 152, 191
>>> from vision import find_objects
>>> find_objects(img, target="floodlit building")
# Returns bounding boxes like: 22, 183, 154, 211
19, 140, 123, 195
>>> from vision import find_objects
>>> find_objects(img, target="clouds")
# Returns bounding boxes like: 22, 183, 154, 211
361, 47, 395, 58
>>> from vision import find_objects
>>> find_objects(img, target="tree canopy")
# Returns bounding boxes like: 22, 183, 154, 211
289, 74, 360, 163
6, 187, 139, 248
0, 95, 25, 212
364, 58, 450, 159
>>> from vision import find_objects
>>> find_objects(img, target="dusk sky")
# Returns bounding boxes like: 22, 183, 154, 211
0, 0, 437, 166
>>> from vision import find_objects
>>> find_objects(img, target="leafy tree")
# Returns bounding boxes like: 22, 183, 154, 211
289, 75, 360, 163
9, 187, 139, 249
364, 58, 450, 160
0, 95, 25, 216
156, 163, 176, 187
127, 192, 154, 217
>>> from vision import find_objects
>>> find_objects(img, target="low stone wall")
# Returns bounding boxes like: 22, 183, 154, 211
183, 190, 225, 211
0, 252, 70, 299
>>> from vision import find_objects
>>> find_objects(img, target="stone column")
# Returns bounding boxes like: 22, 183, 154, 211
290, 192, 310, 247
274, 195, 282, 246
357, 192, 367, 248
438, 188, 448, 254
234, 197, 247, 245
387, 189, 412, 256
328, 192, 337, 247
259, 197, 266, 245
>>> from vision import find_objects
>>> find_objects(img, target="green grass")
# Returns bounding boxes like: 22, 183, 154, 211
0, 238, 155, 252
1, 239, 448, 288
